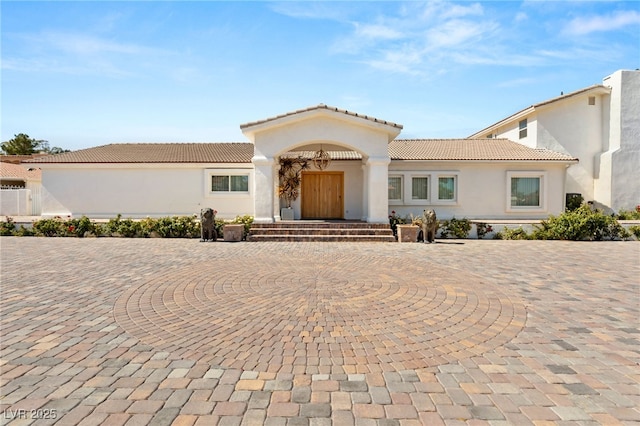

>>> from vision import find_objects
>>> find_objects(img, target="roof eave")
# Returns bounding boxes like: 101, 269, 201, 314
468, 85, 611, 138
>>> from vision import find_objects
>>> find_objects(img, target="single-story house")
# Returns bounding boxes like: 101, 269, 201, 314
27, 104, 578, 222
469, 69, 639, 213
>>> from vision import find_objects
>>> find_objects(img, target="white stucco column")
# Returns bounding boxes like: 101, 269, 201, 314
365, 156, 390, 223
252, 154, 275, 223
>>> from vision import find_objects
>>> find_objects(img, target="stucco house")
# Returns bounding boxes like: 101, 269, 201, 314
27, 104, 578, 223
469, 69, 639, 213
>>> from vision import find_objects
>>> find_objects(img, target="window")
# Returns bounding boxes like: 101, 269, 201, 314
211, 175, 249, 192
511, 177, 539, 207
438, 177, 456, 201
588, 96, 596, 106
518, 119, 527, 139
388, 176, 402, 201
507, 172, 546, 211
411, 177, 429, 200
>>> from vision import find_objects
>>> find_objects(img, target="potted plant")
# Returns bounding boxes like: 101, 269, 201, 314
278, 156, 309, 220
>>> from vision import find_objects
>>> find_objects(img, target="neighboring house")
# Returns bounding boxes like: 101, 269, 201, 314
469, 69, 640, 213
0, 161, 42, 215
27, 104, 577, 222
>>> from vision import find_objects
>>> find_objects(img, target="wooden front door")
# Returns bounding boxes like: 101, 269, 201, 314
301, 172, 344, 219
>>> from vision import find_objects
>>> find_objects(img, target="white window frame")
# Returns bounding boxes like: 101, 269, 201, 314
388, 171, 459, 206
388, 175, 403, 205
410, 174, 430, 203
205, 169, 252, 198
506, 171, 546, 212
436, 174, 458, 203
518, 119, 528, 139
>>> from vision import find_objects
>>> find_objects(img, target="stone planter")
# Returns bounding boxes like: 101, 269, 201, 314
223, 224, 244, 242
281, 208, 294, 221
397, 224, 419, 243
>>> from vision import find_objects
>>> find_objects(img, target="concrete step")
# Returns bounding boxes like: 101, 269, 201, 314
247, 221, 395, 242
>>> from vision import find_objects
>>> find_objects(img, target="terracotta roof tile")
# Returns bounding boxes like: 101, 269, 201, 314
26, 143, 254, 164
25, 139, 577, 164
389, 139, 577, 161
281, 150, 363, 161
0, 162, 42, 180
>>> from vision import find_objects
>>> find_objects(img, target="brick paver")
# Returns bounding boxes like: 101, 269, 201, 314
1, 238, 639, 424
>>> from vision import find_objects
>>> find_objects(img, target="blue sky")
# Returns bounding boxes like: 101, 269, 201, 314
2, 1, 639, 151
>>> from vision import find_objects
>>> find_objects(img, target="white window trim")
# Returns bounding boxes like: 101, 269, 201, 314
388, 171, 459, 206
388, 175, 403, 205
205, 169, 252, 198
436, 174, 458, 204
506, 171, 546, 212
408, 174, 430, 204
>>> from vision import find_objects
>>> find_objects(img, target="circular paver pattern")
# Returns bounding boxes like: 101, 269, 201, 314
114, 254, 526, 373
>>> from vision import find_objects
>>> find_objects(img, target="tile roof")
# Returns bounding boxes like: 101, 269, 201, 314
25, 143, 255, 164
0, 162, 42, 180
240, 104, 403, 130
25, 139, 577, 164
389, 139, 578, 161
281, 150, 363, 161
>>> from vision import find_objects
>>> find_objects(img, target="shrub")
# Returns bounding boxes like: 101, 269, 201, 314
439, 217, 471, 239
32, 217, 68, 237
475, 222, 493, 239
64, 215, 100, 237
1, 217, 16, 236
616, 206, 640, 220
629, 225, 640, 240
15, 225, 35, 236
495, 227, 530, 240
232, 215, 254, 240
214, 218, 225, 239
104, 214, 141, 238
532, 204, 624, 241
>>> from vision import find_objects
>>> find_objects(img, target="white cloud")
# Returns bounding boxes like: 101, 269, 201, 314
515, 12, 528, 22
563, 10, 640, 36
354, 23, 403, 40
4, 31, 171, 77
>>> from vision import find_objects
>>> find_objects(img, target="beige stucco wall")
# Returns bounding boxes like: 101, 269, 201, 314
40, 164, 254, 219
388, 161, 568, 220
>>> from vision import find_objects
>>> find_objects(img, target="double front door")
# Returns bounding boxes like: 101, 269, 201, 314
301, 171, 344, 219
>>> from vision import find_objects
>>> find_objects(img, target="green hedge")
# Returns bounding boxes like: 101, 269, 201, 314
1, 214, 253, 239
495, 204, 633, 241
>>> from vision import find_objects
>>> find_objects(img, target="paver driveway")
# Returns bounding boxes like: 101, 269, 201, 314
1, 238, 638, 425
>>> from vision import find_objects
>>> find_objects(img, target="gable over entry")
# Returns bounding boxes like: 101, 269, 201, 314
240, 104, 402, 223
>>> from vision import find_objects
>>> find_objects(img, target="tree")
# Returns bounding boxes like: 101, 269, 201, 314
1, 133, 68, 155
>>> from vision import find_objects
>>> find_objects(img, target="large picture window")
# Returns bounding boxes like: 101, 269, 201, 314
507, 171, 545, 211
211, 174, 249, 193
511, 177, 540, 207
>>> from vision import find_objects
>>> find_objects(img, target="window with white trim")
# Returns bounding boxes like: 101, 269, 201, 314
388, 176, 403, 201
411, 176, 429, 200
507, 171, 546, 211
211, 175, 249, 192
438, 176, 456, 201
518, 119, 527, 139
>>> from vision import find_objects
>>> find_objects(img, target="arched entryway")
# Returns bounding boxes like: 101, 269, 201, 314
240, 104, 402, 223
